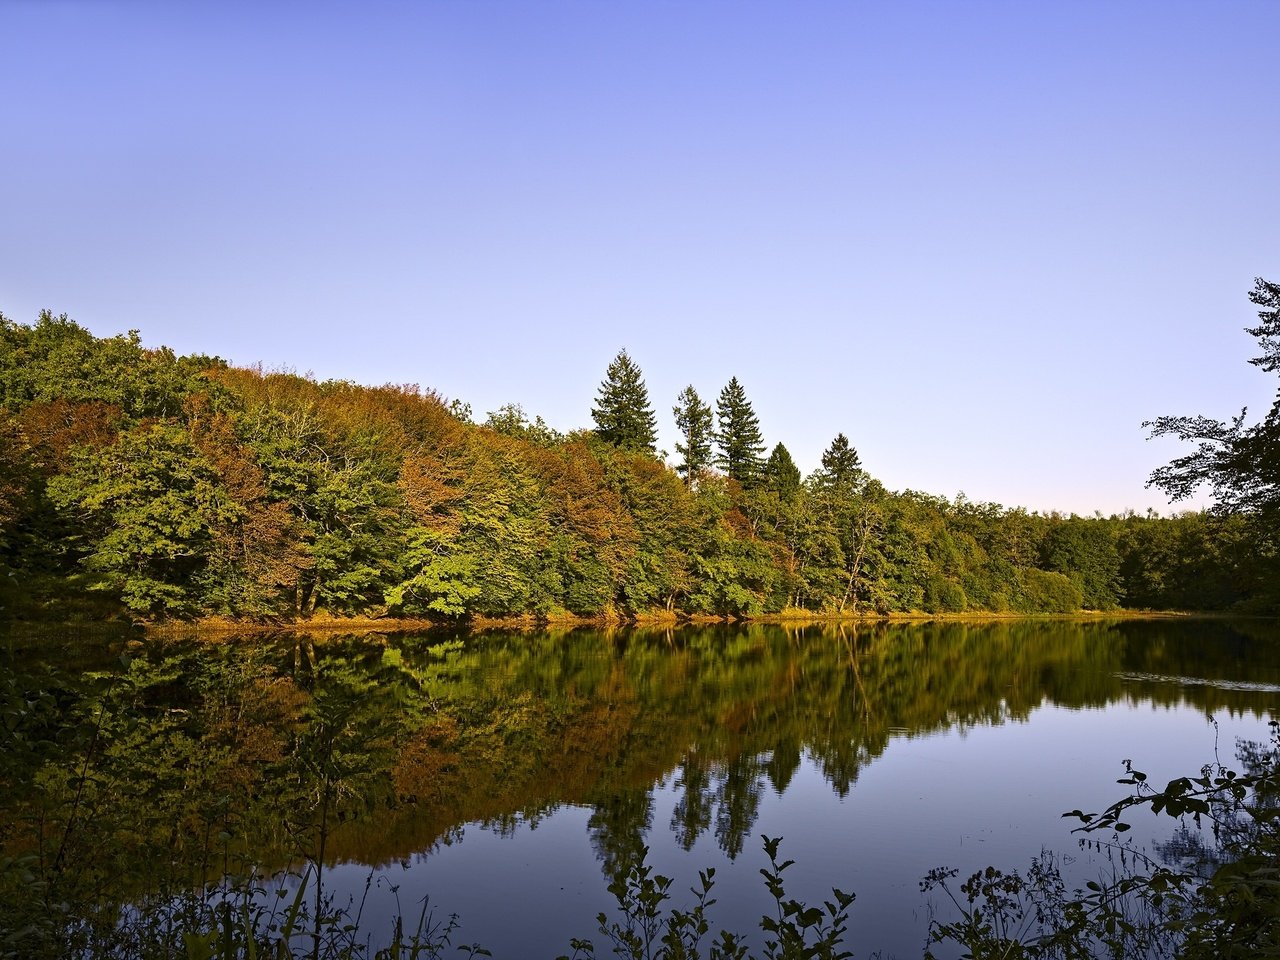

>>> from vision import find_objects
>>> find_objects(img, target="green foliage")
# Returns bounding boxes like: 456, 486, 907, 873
1117, 510, 1263, 611
593, 350, 659, 455
684, 503, 776, 617
0, 309, 1270, 621
761, 444, 801, 501
484, 403, 563, 447
386, 528, 482, 615
562, 837, 852, 960
928, 723, 1280, 960
673, 386, 715, 486
0, 310, 221, 419
814, 435, 862, 495
1040, 517, 1123, 610
1142, 279, 1280, 611
0, 415, 34, 572
923, 575, 968, 613
1146, 278, 1280, 524
1245, 277, 1280, 373
758, 835, 854, 960
1015, 568, 1083, 614
714, 378, 765, 486
1066, 726, 1280, 958
46, 424, 235, 615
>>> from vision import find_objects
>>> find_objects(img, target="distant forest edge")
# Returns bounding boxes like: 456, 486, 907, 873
1, 281, 1277, 622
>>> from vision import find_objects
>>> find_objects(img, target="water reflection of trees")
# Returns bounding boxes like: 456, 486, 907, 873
329, 618, 1280, 875
3, 619, 1278, 907
590, 787, 654, 885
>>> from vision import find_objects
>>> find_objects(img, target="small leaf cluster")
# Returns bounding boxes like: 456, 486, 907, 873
561, 836, 852, 960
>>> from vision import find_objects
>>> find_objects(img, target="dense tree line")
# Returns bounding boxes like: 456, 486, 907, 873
1, 291, 1275, 622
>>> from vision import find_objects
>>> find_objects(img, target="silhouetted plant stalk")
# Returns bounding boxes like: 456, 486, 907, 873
559, 836, 852, 960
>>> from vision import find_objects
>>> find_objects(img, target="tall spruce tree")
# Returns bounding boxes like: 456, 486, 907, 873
763, 442, 802, 499
673, 385, 714, 485
715, 377, 765, 484
591, 349, 658, 454
817, 433, 863, 490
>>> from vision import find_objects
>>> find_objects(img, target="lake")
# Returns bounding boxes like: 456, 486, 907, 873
2, 618, 1277, 958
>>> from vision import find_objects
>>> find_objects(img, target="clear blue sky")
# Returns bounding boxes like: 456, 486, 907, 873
3, 1, 1277, 514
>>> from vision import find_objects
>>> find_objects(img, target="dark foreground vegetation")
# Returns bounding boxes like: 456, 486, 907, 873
2, 279, 1278, 622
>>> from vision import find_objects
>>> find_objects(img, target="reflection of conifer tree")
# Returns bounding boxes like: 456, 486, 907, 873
765, 741, 802, 796
714, 753, 765, 859
813, 741, 873, 798
588, 788, 654, 888
670, 756, 714, 850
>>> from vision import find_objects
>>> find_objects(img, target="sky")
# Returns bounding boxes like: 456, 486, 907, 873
2, 1, 1277, 515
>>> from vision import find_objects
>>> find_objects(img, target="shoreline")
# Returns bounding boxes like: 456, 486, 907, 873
149, 608, 1251, 637
1, 607, 1250, 644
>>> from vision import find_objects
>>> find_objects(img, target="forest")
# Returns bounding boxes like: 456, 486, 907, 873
1, 280, 1277, 622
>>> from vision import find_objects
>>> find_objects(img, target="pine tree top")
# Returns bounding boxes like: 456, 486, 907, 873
592, 349, 658, 454
818, 433, 863, 489
673, 384, 714, 483
715, 377, 765, 484
764, 442, 801, 497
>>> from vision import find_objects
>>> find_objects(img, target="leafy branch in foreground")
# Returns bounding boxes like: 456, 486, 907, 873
559, 836, 853, 960
1145, 277, 1280, 516
1063, 720, 1280, 957
922, 721, 1280, 960
922, 852, 1185, 960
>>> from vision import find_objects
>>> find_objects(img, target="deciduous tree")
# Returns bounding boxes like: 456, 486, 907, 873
1146, 277, 1280, 515
1146, 277, 1280, 611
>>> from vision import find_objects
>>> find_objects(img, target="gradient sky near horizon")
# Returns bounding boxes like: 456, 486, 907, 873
3, 1, 1277, 515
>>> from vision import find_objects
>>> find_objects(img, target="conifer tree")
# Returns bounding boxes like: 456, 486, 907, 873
817, 433, 863, 490
763, 442, 802, 499
591, 349, 658, 454
715, 377, 765, 484
673, 385, 714, 485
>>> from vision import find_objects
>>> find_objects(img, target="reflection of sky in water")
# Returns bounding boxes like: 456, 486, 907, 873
1116, 672, 1280, 693
328, 703, 1273, 960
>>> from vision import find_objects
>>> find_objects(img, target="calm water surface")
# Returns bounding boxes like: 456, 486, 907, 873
3, 619, 1278, 958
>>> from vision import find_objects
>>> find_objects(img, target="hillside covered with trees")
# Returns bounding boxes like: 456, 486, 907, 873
1, 283, 1276, 622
